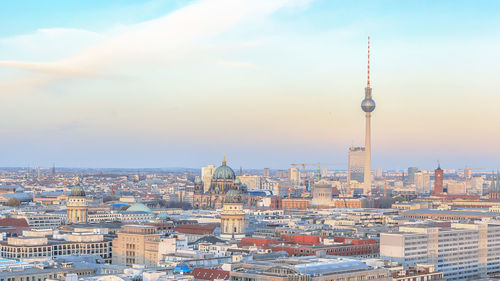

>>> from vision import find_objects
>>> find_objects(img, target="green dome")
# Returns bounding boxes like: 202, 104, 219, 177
70, 185, 86, 197
213, 157, 235, 180
225, 189, 242, 203
127, 203, 153, 213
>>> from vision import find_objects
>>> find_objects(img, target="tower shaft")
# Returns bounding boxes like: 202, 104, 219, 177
364, 112, 371, 192
360, 36, 375, 194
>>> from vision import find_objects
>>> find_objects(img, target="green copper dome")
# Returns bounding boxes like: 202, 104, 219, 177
213, 156, 236, 180
127, 203, 153, 213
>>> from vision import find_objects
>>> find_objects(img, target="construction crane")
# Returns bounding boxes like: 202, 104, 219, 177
290, 162, 345, 193
457, 167, 485, 192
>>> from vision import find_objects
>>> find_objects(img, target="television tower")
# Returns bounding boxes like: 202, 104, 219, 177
361, 36, 376, 193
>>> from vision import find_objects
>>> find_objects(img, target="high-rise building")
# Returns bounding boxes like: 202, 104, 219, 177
464, 168, 472, 179
348, 147, 365, 184
407, 167, 419, 185
414, 170, 430, 193
433, 165, 443, 195
289, 167, 301, 185
361, 36, 376, 194
201, 164, 216, 193
263, 168, 270, 177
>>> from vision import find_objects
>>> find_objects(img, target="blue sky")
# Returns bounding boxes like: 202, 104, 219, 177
0, 0, 499, 170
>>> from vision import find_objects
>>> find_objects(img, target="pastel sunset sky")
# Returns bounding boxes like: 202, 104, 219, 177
0, 0, 499, 169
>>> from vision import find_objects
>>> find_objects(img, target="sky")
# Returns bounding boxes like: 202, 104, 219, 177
0, 0, 500, 170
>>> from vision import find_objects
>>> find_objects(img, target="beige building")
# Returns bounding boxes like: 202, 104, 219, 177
220, 190, 245, 240
112, 225, 161, 267
66, 185, 88, 224
0, 233, 111, 262
202, 164, 216, 193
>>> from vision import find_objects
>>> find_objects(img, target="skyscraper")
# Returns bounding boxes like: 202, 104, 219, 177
361, 36, 376, 193
348, 147, 365, 184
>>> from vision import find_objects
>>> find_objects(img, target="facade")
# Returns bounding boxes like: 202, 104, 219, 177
66, 185, 88, 224
311, 184, 336, 207
380, 221, 500, 280
112, 225, 161, 267
0, 234, 111, 263
201, 165, 216, 193
489, 173, 500, 201
15, 214, 62, 230
230, 259, 391, 281
289, 167, 301, 186
407, 167, 419, 185
348, 147, 365, 185
413, 170, 430, 194
432, 166, 443, 195
193, 157, 245, 209
220, 190, 245, 240
237, 175, 261, 191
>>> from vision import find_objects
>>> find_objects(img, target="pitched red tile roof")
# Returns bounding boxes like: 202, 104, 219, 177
191, 268, 230, 281
0, 218, 29, 228
174, 224, 216, 235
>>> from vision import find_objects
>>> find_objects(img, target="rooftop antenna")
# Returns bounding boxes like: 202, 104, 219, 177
367, 36, 371, 88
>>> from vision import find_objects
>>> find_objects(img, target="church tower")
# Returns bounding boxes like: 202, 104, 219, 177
220, 189, 245, 240
67, 184, 88, 223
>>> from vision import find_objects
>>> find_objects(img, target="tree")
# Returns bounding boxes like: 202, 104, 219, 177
5, 198, 20, 207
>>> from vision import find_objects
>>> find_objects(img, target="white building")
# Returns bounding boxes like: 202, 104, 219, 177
237, 175, 262, 190
380, 221, 500, 280
413, 170, 430, 194
201, 165, 216, 193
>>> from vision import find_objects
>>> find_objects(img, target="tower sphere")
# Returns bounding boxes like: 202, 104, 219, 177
361, 98, 376, 112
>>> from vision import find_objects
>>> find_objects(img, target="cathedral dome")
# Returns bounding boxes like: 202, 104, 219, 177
225, 189, 242, 203
70, 185, 86, 197
213, 156, 236, 180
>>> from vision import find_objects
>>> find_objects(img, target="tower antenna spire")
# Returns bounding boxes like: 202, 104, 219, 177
367, 36, 370, 88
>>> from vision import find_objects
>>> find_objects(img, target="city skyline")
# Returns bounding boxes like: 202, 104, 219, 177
1, 0, 500, 169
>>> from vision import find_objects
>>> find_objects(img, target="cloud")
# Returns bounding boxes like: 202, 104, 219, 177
0, 0, 310, 83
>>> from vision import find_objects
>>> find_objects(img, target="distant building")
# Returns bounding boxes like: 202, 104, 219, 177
407, 167, 419, 185
201, 165, 216, 193
289, 167, 300, 185
413, 170, 430, 193
446, 181, 466, 195
66, 185, 88, 224
238, 175, 261, 190
193, 157, 245, 209
263, 168, 270, 178
311, 184, 339, 207
432, 165, 443, 195
348, 147, 365, 184
489, 173, 500, 201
